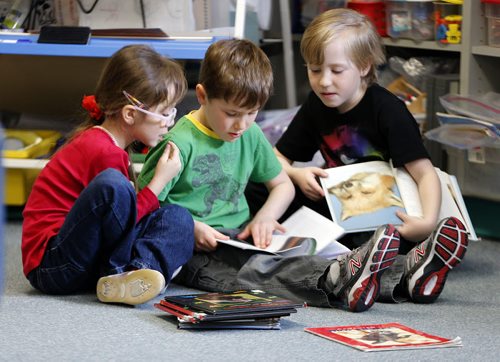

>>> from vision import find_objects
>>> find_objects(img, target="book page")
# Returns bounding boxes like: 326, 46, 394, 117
320, 161, 406, 233
217, 207, 349, 259
217, 236, 316, 255
280, 206, 347, 256
394, 166, 478, 241
437, 170, 478, 241
392, 166, 423, 217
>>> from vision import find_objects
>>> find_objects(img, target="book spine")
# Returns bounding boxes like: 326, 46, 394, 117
159, 299, 205, 320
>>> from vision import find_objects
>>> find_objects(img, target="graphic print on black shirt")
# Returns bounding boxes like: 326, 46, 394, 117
320, 123, 384, 168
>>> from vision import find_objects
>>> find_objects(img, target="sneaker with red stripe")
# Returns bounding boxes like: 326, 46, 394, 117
332, 224, 400, 312
403, 217, 468, 304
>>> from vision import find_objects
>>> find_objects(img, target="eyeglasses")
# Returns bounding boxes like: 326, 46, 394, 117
123, 90, 177, 127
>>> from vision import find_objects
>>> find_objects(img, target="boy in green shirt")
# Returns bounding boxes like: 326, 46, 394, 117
138, 39, 401, 312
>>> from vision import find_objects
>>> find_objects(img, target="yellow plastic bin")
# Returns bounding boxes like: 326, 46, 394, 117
3, 129, 61, 206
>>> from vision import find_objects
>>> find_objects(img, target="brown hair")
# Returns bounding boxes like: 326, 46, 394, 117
80, 44, 187, 129
300, 8, 386, 86
65, 45, 187, 183
199, 38, 273, 109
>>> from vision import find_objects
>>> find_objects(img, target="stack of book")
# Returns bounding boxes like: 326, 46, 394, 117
154, 289, 304, 330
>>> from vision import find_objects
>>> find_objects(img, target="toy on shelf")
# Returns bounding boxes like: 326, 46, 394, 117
434, 1, 463, 44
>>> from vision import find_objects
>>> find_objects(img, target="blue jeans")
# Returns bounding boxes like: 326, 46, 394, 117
28, 169, 194, 295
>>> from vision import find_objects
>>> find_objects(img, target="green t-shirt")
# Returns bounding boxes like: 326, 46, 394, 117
138, 113, 282, 229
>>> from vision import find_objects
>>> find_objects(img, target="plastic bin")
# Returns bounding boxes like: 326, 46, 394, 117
347, 1, 387, 36
483, 0, 500, 47
3, 129, 61, 205
445, 145, 500, 203
386, 76, 427, 117
386, 0, 435, 41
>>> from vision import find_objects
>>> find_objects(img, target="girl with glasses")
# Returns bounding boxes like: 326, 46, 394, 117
22, 45, 194, 306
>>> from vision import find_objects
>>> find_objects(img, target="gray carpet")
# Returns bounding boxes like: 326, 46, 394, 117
1, 220, 499, 361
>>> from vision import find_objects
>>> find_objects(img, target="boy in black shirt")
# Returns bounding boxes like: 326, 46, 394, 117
272, 9, 468, 304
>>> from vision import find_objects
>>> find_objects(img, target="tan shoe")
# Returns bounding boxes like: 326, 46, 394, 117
96, 269, 166, 305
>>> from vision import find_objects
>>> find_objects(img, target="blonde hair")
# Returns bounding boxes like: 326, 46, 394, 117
199, 39, 273, 109
300, 8, 386, 86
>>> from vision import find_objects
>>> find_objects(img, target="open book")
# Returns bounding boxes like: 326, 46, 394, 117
217, 206, 349, 259
320, 160, 478, 240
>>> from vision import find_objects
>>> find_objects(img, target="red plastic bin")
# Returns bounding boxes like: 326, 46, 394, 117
347, 1, 387, 37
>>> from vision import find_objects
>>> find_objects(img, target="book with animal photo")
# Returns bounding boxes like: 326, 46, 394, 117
304, 322, 462, 352
217, 206, 350, 259
320, 160, 477, 240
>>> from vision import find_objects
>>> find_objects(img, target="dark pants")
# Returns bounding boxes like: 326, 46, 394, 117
244, 181, 414, 303
174, 243, 334, 307
28, 169, 194, 295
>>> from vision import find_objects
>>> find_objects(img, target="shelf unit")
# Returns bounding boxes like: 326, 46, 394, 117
0, 32, 225, 59
383, 1, 500, 96
1, 1, 499, 188
383, 1, 499, 203
0, 34, 224, 170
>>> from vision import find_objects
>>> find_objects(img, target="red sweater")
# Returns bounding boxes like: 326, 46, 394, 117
22, 127, 159, 276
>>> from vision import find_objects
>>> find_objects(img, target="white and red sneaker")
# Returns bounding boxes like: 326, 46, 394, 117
403, 217, 468, 303
332, 224, 400, 312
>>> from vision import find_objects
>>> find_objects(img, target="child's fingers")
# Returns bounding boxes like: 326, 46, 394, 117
159, 143, 171, 160
167, 141, 179, 159
213, 229, 230, 241
312, 167, 329, 178
252, 225, 275, 248
274, 222, 286, 234
236, 227, 250, 241
310, 181, 325, 197
396, 210, 408, 221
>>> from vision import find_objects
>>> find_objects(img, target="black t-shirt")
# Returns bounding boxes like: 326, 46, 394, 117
275, 84, 429, 168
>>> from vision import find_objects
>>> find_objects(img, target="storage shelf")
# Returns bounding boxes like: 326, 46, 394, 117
0, 33, 225, 59
382, 37, 462, 52
471, 45, 500, 58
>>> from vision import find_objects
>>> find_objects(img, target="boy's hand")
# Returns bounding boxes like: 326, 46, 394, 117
147, 142, 181, 196
194, 220, 229, 252
396, 211, 436, 242
291, 167, 328, 201
237, 215, 286, 249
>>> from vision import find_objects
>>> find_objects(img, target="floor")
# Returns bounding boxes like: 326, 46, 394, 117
1, 220, 500, 361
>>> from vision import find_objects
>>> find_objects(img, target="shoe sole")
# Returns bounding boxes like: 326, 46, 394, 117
407, 217, 468, 303
96, 269, 166, 306
348, 225, 400, 312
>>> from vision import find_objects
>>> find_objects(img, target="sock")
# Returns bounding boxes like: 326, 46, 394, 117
322, 262, 340, 293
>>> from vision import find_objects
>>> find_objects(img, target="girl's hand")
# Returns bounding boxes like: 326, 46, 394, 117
291, 167, 328, 201
194, 220, 229, 252
237, 215, 286, 249
396, 210, 436, 242
147, 141, 181, 195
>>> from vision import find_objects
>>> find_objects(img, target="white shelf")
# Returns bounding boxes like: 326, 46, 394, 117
2, 157, 143, 172
2, 158, 49, 169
